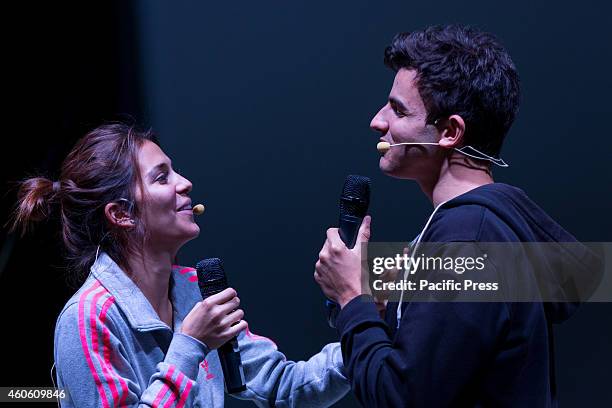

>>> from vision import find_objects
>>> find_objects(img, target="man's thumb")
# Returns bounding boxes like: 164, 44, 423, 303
356, 215, 372, 244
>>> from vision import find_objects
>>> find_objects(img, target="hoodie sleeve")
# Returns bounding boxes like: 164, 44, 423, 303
335, 296, 510, 407
335, 232, 512, 407
54, 300, 209, 407
231, 327, 350, 407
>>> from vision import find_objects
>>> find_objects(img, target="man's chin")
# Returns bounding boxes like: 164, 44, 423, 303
379, 158, 415, 180
379, 157, 399, 176
379, 156, 393, 174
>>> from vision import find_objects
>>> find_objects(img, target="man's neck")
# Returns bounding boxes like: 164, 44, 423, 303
418, 153, 494, 207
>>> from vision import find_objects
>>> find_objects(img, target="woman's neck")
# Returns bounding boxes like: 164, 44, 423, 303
126, 248, 175, 325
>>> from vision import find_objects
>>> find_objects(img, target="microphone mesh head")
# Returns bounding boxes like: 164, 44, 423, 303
196, 258, 229, 299
340, 175, 371, 217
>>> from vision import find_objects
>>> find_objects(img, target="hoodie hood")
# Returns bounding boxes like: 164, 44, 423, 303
430, 183, 604, 323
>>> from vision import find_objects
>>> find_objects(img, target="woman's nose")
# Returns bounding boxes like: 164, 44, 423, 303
177, 175, 193, 194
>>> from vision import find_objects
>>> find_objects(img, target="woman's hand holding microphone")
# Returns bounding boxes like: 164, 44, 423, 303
180, 287, 246, 349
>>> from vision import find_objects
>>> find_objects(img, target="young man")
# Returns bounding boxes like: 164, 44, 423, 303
314, 25, 599, 407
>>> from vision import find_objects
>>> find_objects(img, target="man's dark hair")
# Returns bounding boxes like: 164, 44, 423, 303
384, 25, 520, 157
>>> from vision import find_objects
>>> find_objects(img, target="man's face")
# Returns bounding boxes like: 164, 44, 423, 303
370, 68, 443, 180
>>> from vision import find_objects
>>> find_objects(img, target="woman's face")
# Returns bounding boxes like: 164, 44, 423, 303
135, 140, 200, 251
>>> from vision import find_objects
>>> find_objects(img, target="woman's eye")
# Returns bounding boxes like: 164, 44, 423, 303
156, 173, 168, 183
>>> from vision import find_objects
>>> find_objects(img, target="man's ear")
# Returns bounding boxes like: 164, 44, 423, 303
437, 114, 466, 149
104, 202, 135, 229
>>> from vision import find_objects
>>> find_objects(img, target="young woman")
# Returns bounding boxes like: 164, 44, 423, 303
11, 123, 348, 407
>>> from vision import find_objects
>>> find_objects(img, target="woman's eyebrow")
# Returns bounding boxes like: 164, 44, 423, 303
146, 162, 171, 179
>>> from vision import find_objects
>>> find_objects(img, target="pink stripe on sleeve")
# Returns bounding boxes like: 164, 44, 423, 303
162, 371, 185, 408
152, 384, 169, 407
90, 289, 120, 406
99, 295, 130, 406
245, 325, 278, 348
78, 281, 112, 408
153, 365, 176, 407
176, 380, 194, 408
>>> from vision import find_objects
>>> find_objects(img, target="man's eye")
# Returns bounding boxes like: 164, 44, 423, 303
392, 105, 406, 117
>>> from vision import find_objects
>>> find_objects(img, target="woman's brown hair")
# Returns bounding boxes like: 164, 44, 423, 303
9, 122, 159, 282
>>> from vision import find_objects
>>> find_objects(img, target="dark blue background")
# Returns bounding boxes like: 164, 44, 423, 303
1, 1, 610, 406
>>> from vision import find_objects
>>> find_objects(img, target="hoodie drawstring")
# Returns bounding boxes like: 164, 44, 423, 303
396, 200, 449, 329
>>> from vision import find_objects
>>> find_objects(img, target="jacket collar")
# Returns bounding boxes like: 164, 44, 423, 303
90, 252, 201, 332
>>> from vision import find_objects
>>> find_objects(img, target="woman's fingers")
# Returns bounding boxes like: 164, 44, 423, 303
217, 296, 240, 315
221, 308, 244, 327
223, 320, 248, 339
205, 287, 237, 305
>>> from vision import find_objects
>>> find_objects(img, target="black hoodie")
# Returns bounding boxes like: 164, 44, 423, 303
335, 183, 603, 408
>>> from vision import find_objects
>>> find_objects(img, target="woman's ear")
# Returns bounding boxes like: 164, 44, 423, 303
104, 201, 135, 228
437, 114, 466, 149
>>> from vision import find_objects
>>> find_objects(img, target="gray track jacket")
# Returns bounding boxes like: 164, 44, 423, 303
53, 252, 349, 407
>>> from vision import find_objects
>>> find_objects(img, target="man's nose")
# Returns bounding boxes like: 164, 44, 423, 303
370, 106, 388, 134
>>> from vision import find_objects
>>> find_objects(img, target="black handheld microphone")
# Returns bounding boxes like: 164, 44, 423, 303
326, 175, 371, 328
196, 258, 246, 394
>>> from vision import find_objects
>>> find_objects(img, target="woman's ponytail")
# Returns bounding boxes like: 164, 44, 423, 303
9, 177, 61, 236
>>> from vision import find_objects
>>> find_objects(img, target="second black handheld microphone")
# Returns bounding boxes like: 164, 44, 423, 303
196, 258, 247, 394
326, 175, 371, 328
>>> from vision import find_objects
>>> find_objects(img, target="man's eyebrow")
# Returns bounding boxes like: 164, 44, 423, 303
147, 161, 171, 179
389, 96, 410, 112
